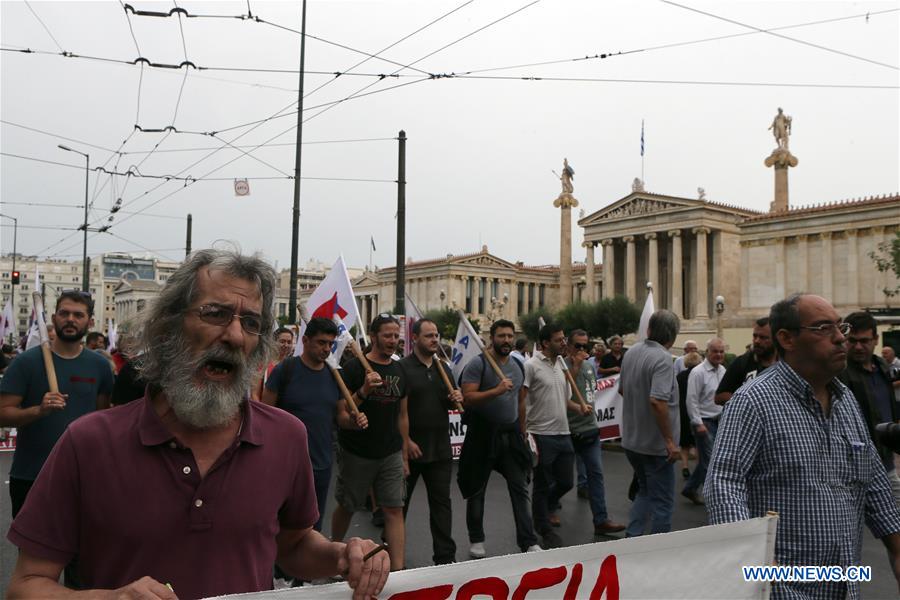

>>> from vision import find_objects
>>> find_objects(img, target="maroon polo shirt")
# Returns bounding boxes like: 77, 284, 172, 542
8, 396, 318, 600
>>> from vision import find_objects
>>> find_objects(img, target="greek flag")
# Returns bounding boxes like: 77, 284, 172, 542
640, 120, 645, 157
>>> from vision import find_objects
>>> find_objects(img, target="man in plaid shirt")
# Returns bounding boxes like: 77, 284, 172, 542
707, 294, 900, 600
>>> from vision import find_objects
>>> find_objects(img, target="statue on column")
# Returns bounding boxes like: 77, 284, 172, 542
560, 159, 574, 195
554, 158, 579, 209
487, 296, 506, 325
768, 107, 792, 150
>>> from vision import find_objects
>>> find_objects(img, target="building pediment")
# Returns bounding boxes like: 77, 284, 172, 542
352, 272, 381, 287
451, 254, 518, 270
579, 193, 695, 226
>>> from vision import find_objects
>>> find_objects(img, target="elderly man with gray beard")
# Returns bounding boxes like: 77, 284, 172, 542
6, 249, 390, 600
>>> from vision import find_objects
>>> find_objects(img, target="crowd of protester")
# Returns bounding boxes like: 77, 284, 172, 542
1, 249, 899, 599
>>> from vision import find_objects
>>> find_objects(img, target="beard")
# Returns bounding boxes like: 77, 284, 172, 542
55, 322, 88, 343
158, 332, 262, 429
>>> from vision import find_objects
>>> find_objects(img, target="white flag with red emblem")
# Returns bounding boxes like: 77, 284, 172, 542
295, 256, 361, 357
0, 299, 14, 341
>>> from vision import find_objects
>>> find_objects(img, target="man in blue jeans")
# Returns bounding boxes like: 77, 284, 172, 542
566, 329, 626, 535
682, 338, 726, 505
619, 310, 681, 537
523, 323, 592, 548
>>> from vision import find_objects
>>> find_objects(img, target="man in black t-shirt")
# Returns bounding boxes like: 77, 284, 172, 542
715, 317, 776, 405
332, 314, 409, 571
400, 318, 462, 565
598, 335, 626, 377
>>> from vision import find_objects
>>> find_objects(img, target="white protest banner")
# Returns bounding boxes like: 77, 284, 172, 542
448, 409, 465, 458
208, 516, 777, 600
595, 373, 623, 441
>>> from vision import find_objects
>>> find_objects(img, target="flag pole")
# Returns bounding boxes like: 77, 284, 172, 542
641, 119, 645, 185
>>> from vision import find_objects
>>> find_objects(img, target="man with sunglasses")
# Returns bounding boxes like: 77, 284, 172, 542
707, 294, 900, 599
0, 289, 113, 518
565, 329, 625, 536
838, 311, 900, 506
6, 250, 389, 600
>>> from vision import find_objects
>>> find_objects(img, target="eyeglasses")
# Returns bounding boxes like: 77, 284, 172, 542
797, 322, 851, 337
190, 304, 263, 336
572, 343, 591, 351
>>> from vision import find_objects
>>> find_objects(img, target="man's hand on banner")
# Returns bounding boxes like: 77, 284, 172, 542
338, 537, 390, 600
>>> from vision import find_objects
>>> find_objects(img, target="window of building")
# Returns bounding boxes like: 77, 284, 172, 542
279, 303, 286, 317
491, 279, 498, 300
21, 284, 28, 291
528, 283, 535, 309
19, 318, 26, 326
539, 284, 546, 308
2, 284, 8, 290
465, 278, 472, 313
517, 282, 524, 315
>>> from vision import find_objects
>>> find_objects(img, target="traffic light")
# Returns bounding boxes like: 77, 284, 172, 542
11, 270, 19, 284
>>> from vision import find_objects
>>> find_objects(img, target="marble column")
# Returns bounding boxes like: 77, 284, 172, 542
583, 242, 596, 303
624, 235, 636, 302
559, 205, 574, 306
601, 239, 615, 299
774, 237, 786, 299
795, 235, 808, 293
645, 233, 658, 291
872, 226, 886, 304
693, 227, 710, 318
821, 232, 833, 301
846, 230, 858, 306
669, 230, 683, 317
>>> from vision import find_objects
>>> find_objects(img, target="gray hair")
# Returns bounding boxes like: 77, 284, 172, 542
769, 293, 804, 358
136, 249, 277, 385
606, 334, 623, 346
647, 310, 680, 346
706, 337, 725, 351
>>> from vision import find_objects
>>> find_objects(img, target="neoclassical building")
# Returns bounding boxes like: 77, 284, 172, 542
579, 188, 900, 340
327, 246, 587, 329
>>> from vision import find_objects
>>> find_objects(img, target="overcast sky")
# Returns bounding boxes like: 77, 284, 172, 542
1, 0, 898, 271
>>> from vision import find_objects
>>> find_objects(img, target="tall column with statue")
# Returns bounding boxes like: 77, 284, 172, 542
764, 107, 799, 212
555, 159, 578, 305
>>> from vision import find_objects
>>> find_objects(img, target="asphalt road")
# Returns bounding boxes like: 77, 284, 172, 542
1, 449, 897, 598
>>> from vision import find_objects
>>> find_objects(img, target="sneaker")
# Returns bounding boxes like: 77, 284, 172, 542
540, 530, 563, 549
548, 514, 561, 527
577, 486, 589, 499
681, 489, 704, 505
469, 542, 486, 559
682, 467, 691, 479
594, 520, 626, 535
526, 544, 543, 552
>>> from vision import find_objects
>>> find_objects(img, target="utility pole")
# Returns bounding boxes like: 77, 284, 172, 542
58, 144, 91, 291
288, 0, 308, 325
185, 213, 193, 257
394, 130, 406, 315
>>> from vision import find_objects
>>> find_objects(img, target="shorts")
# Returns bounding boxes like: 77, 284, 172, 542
334, 447, 406, 512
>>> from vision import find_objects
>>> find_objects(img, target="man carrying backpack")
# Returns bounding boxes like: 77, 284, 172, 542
457, 319, 541, 558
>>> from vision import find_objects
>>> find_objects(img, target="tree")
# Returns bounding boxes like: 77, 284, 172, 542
423, 307, 480, 341
600, 296, 642, 339
555, 302, 594, 335
869, 230, 900, 300
519, 307, 555, 341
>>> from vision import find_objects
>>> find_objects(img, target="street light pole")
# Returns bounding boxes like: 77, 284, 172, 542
58, 144, 91, 292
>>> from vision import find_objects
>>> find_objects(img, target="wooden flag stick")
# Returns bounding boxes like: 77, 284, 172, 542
31, 292, 59, 393
297, 306, 360, 417
349, 339, 376, 375
561, 362, 589, 410
457, 309, 506, 381
433, 358, 464, 413
328, 360, 360, 417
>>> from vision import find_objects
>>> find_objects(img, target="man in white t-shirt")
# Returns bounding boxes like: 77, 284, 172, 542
522, 323, 591, 549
